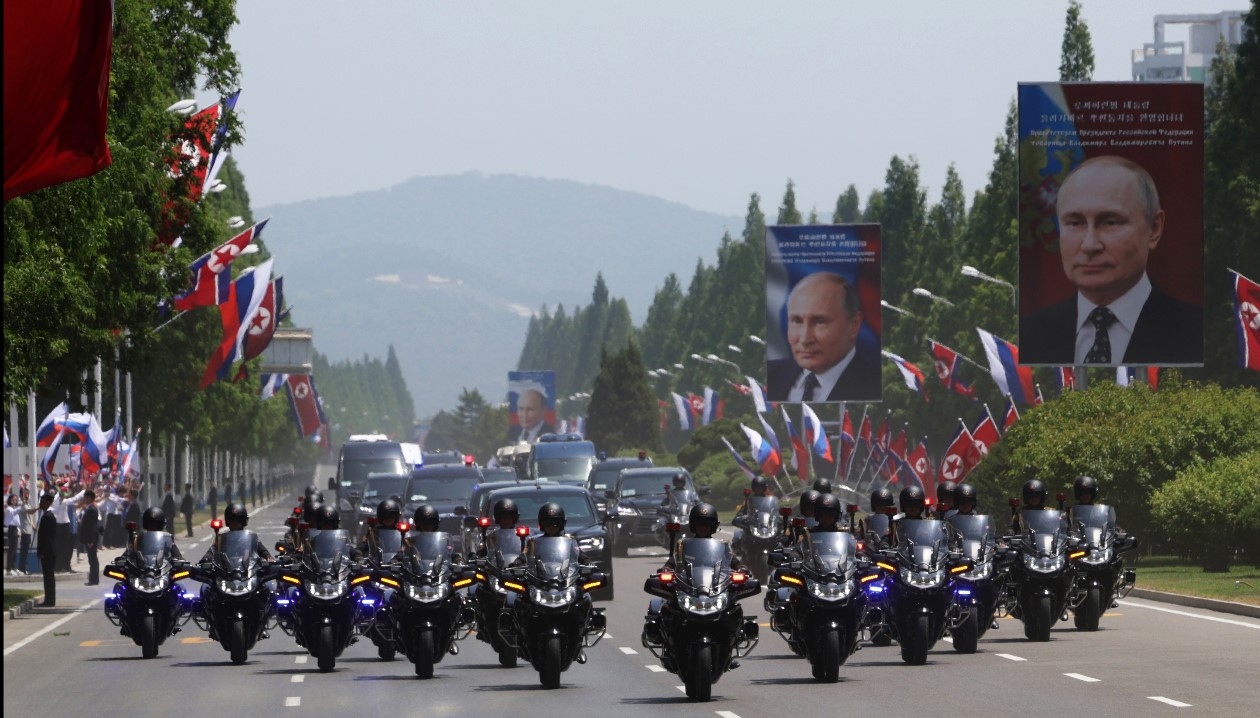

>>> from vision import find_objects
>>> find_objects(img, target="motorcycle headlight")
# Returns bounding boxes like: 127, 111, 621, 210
1078, 547, 1113, 565
1024, 554, 1066, 573
899, 567, 945, 588
404, 582, 449, 603
959, 561, 993, 580
617, 506, 640, 516
217, 576, 259, 596
677, 591, 728, 615
750, 525, 778, 539
807, 579, 855, 601
577, 536, 604, 551
307, 579, 349, 600
530, 586, 577, 607
132, 575, 170, 594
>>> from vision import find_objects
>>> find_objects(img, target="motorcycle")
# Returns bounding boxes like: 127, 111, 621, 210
1003, 509, 1075, 642
498, 533, 608, 688
376, 530, 476, 678
103, 529, 197, 658
767, 531, 870, 682
189, 522, 278, 664
653, 487, 698, 550
732, 493, 786, 583
362, 521, 406, 660
868, 518, 969, 664
472, 525, 529, 667
642, 530, 761, 702
946, 513, 1003, 654
858, 510, 895, 647
274, 528, 373, 672
1068, 504, 1138, 631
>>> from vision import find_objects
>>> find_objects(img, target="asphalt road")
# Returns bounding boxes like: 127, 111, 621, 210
5, 483, 1259, 718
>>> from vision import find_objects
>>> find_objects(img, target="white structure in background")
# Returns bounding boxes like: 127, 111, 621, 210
1131, 11, 1246, 84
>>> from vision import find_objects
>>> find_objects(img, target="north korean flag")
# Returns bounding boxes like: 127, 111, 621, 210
285, 374, 326, 439
1231, 269, 1260, 372
233, 277, 284, 380
201, 259, 274, 388
928, 339, 977, 400
939, 420, 974, 483
173, 219, 269, 311
971, 407, 1002, 462
906, 439, 932, 491
1002, 398, 1020, 432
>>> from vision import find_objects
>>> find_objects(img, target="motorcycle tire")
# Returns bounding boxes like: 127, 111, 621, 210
1074, 587, 1102, 632
687, 643, 713, 702
229, 618, 248, 665
498, 643, 518, 667
900, 614, 930, 665
952, 605, 979, 654
378, 642, 396, 661
317, 624, 337, 672
1024, 595, 1053, 642
540, 635, 563, 689
140, 615, 159, 659
816, 628, 841, 682
414, 628, 435, 678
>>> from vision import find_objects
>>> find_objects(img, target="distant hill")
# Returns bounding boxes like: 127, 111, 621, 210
257, 173, 741, 417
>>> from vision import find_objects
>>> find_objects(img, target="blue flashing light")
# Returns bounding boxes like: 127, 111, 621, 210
957, 588, 972, 596
867, 585, 885, 594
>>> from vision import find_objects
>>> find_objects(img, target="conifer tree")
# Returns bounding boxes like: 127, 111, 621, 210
1059, 1, 1095, 81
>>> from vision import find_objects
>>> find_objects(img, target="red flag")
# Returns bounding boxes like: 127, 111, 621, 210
888, 428, 908, 464
876, 416, 891, 452
927, 339, 977, 399
233, 278, 284, 381
4, 1, 113, 201
285, 375, 327, 438
906, 440, 932, 490
939, 420, 974, 483
971, 407, 1001, 461
1056, 367, 1077, 394
158, 104, 221, 244
839, 408, 855, 480
657, 400, 669, 431
1002, 398, 1020, 432
857, 413, 872, 451
1233, 269, 1260, 371
172, 220, 269, 311
1146, 367, 1160, 390
1034, 385, 1046, 406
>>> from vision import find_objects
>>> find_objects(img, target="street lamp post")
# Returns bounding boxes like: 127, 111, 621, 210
912, 287, 956, 307
881, 299, 916, 317
748, 335, 766, 346
961, 265, 1016, 308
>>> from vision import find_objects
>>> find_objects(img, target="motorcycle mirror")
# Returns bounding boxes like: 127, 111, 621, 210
663, 484, 671, 493
743, 488, 752, 496
125, 522, 137, 531
791, 518, 806, 528
367, 516, 378, 526
1008, 497, 1021, 507
778, 507, 793, 517
274, 541, 287, 553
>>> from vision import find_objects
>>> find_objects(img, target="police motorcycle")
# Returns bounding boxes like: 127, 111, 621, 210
1001, 503, 1075, 642
360, 517, 406, 660
103, 524, 197, 659
867, 517, 972, 664
1068, 504, 1138, 631
857, 509, 896, 647
653, 485, 699, 550
732, 490, 786, 583
373, 527, 476, 677
187, 519, 279, 664
274, 528, 373, 672
766, 528, 871, 682
642, 524, 761, 702
496, 529, 607, 688
945, 511, 1003, 653
472, 522, 529, 667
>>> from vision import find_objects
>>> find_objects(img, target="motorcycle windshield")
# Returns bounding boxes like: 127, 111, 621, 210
669, 490, 698, 515
805, 532, 856, 576
530, 536, 579, 584
406, 532, 452, 575
748, 496, 780, 528
217, 531, 259, 575
491, 528, 524, 567
948, 515, 994, 561
1023, 510, 1067, 556
375, 530, 403, 564
679, 538, 730, 590
136, 532, 172, 570
309, 529, 353, 575
866, 514, 891, 540
1071, 505, 1116, 547
898, 520, 948, 570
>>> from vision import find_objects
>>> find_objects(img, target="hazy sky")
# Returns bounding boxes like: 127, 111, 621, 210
220, 1, 1239, 218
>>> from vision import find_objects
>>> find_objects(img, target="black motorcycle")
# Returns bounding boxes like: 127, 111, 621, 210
189, 526, 278, 664
733, 494, 786, 583
643, 534, 761, 702
499, 534, 607, 688
768, 532, 869, 682
103, 530, 196, 658
1003, 509, 1074, 641
376, 530, 475, 678
471, 526, 529, 667
870, 518, 968, 664
946, 513, 1003, 653
362, 523, 406, 660
1068, 505, 1138, 631
274, 528, 372, 672
653, 488, 699, 550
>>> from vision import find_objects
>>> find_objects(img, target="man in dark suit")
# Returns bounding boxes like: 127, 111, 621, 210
208, 483, 218, 520
1020, 155, 1203, 365
161, 483, 177, 525
179, 482, 194, 537
80, 490, 100, 585
504, 388, 555, 444
766, 272, 881, 402
36, 492, 57, 606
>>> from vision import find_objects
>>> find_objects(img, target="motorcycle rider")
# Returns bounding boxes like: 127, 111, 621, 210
412, 504, 441, 532
1010, 479, 1048, 535
136, 507, 184, 560
478, 498, 521, 559
953, 484, 979, 516
810, 494, 843, 533
935, 480, 958, 518
200, 503, 271, 564
358, 499, 401, 560
812, 478, 833, 494
312, 505, 363, 561
899, 486, 927, 520
659, 473, 692, 513
662, 503, 745, 572
732, 477, 773, 530
537, 503, 568, 538
859, 488, 896, 547
1073, 476, 1098, 506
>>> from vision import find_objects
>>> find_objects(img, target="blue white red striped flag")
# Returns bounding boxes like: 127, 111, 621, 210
976, 328, 1036, 406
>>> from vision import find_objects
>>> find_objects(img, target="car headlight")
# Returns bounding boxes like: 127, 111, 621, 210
807, 579, 855, 601
405, 582, 449, 603
959, 561, 993, 580
307, 579, 349, 600
217, 576, 259, 596
578, 536, 604, 551
677, 591, 728, 615
617, 506, 640, 516
530, 586, 577, 607
132, 575, 170, 594
1078, 547, 1113, 565
1024, 554, 1066, 573
359, 505, 376, 515
899, 567, 945, 588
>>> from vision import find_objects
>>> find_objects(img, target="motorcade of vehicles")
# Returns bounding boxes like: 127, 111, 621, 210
529, 433, 597, 485
188, 521, 278, 664
103, 528, 197, 658
606, 468, 705, 555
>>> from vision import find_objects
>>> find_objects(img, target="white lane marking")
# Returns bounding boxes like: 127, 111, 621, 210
295, 655, 307, 664
619, 646, 638, 655
1064, 673, 1100, 683
941, 636, 953, 643
605, 634, 613, 639
284, 697, 301, 707
290, 675, 304, 683
675, 685, 687, 694
1118, 600, 1260, 630
3, 598, 104, 656
1148, 696, 1192, 708
646, 664, 666, 672
995, 653, 1027, 662
716, 712, 742, 718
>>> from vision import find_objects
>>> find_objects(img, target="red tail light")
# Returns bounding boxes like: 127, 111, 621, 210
779, 507, 793, 517
516, 526, 530, 537
397, 522, 410, 532
665, 522, 681, 534
731, 572, 747, 584
846, 504, 859, 514
792, 518, 806, 528
478, 516, 492, 527
367, 516, 378, 526
210, 519, 223, 530
125, 522, 137, 531
293, 507, 302, 515
659, 571, 674, 583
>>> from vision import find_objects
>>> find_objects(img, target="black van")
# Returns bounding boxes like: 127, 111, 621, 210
333, 439, 407, 515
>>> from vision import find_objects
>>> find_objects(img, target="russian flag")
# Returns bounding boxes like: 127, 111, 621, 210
35, 402, 70, 446
671, 392, 696, 431
882, 350, 929, 401
756, 412, 781, 453
801, 403, 833, 462
260, 372, 288, 400
745, 376, 770, 414
740, 423, 783, 476
40, 426, 68, 482
702, 387, 723, 425
172, 219, 268, 312
780, 406, 809, 481
976, 328, 1036, 406
721, 436, 758, 480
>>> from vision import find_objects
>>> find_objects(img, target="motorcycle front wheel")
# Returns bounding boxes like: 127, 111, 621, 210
317, 624, 337, 672
229, 618, 248, 665
1074, 586, 1102, 631
900, 614, 930, 665
815, 628, 841, 682
1024, 594, 1053, 641
540, 635, 563, 689
140, 615, 158, 659
414, 628, 435, 678
952, 605, 979, 654
686, 643, 713, 702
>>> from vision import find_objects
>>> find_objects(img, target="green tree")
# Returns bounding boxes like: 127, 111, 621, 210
776, 180, 802, 225
586, 342, 662, 455
1059, 0, 1095, 81
833, 185, 861, 223
1150, 451, 1260, 571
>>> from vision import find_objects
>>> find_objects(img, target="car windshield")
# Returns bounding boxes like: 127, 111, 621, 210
620, 473, 684, 497
342, 458, 407, 488
535, 457, 595, 483
497, 492, 595, 526
588, 465, 624, 491
363, 476, 408, 501
408, 473, 480, 503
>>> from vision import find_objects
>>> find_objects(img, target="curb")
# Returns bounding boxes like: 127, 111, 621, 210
6, 598, 39, 622
1127, 587, 1260, 619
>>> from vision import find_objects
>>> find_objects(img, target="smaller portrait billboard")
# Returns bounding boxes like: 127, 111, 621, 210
506, 370, 556, 444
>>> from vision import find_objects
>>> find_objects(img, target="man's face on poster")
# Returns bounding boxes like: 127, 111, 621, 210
517, 390, 545, 430
1056, 160, 1164, 306
786, 275, 861, 373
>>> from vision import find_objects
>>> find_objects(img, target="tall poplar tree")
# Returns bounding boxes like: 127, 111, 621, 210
1059, 1, 1095, 81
